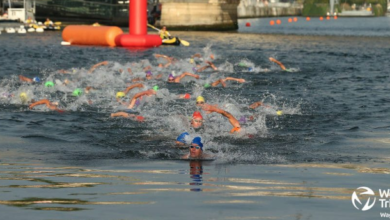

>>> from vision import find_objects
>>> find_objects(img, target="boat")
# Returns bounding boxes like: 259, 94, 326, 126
5, 28, 16, 33
338, 9, 374, 16
162, 37, 181, 46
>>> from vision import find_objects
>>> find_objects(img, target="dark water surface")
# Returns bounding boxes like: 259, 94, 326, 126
1, 17, 390, 219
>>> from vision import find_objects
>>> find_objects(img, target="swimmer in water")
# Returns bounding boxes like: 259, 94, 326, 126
154, 54, 176, 68
29, 99, 64, 112
132, 71, 163, 82
196, 61, 218, 72
110, 112, 145, 122
18, 75, 41, 83
269, 57, 287, 71
196, 97, 241, 133
249, 101, 271, 109
88, 61, 109, 73
181, 137, 212, 159
210, 77, 245, 88
175, 111, 205, 147
178, 93, 191, 99
167, 72, 200, 83
127, 85, 159, 109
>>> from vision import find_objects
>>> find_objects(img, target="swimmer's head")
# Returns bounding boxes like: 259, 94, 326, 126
276, 110, 283, 116
176, 132, 189, 144
72, 88, 82, 97
153, 85, 159, 91
19, 92, 27, 102
45, 81, 54, 88
190, 137, 204, 158
192, 67, 197, 72
145, 71, 153, 80
51, 101, 59, 106
190, 58, 194, 64
168, 74, 175, 82
136, 115, 145, 122
116, 91, 125, 98
191, 111, 203, 128
33, 77, 40, 83
204, 83, 211, 88
196, 96, 205, 106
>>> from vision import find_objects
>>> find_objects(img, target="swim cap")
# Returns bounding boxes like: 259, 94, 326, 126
196, 96, 205, 103
136, 115, 145, 122
116, 91, 125, 98
135, 98, 141, 106
45, 81, 54, 87
145, 71, 152, 76
204, 83, 211, 88
238, 62, 247, 67
239, 116, 247, 124
192, 111, 203, 120
276, 110, 283, 116
153, 85, 159, 91
184, 93, 191, 99
33, 77, 40, 83
19, 92, 27, 101
192, 67, 198, 72
189, 58, 194, 64
191, 137, 203, 150
248, 67, 253, 72
176, 132, 189, 144
72, 88, 82, 97
168, 74, 174, 79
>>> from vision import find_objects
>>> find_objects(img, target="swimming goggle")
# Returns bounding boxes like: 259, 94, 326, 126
189, 146, 201, 150
196, 101, 204, 105
192, 119, 203, 123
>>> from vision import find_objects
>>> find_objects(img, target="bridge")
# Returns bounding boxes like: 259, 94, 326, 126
2, 0, 302, 30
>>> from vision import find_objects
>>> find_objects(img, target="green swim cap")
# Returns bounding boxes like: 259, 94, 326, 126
72, 88, 82, 97
204, 83, 211, 88
45, 81, 54, 87
238, 62, 247, 67
153, 85, 159, 91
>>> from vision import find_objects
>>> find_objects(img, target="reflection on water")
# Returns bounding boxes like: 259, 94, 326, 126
189, 160, 203, 192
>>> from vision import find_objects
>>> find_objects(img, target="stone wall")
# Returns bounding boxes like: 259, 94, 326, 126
159, 0, 240, 30
237, 0, 302, 18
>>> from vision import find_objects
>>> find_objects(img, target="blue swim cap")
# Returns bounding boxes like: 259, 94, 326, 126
191, 137, 203, 150
248, 67, 253, 72
177, 132, 189, 144
33, 77, 40, 82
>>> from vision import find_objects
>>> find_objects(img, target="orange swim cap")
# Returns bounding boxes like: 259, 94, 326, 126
184, 93, 191, 99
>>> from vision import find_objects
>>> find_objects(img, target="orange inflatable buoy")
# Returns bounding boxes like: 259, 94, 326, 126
288, 18, 292, 23
306, 17, 311, 21
62, 25, 123, 47
293, 17, 298, 22
334, 16, 338, 20
270, 20, 275, 26
319, 17, 324, 21
326, 16, 330, 20
276, 19, 281, 25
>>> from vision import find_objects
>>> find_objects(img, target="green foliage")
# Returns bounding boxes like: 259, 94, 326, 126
302, 3, 328, 16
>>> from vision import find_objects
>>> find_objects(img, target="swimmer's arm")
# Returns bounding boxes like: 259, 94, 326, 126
111, 112, 134, 118
123, 83, 144, 94
19, 75, 33, 82
206, 61, 218, 71
196, 65, 210, 72
127, 68, 133, 75
175, 72, 199, 82
225, 77, 245, 83
143, 66, 151, 71
269, 57, 286, 70
249, 101, 271, 109
192, 53, 202, 58
89, 61, 108, 73
29, 99, 51, 109
211, 79, 226, 87
128, 90, 154, 109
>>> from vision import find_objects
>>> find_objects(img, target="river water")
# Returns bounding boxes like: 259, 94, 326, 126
1, 17, 390, 219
